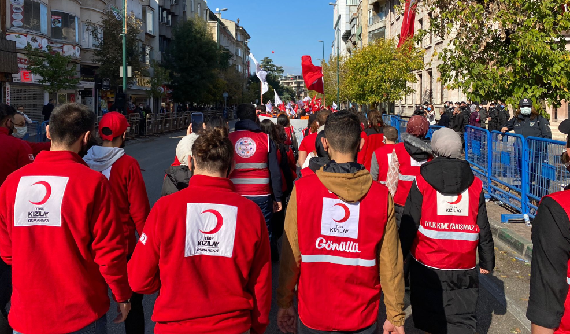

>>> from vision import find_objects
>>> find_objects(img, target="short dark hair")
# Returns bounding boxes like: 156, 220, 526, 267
49, 99, 55, 103
383, 126, 398, 141
257, 105, 266, 113
316, 109, 331, 125
0, 104, 17, 123
324, 111, 361, 154
237, 104, 257, 121
277, 113, 290, 127
49, 103, 95, 147
192, 128, 233, 173
17, 105, 24, 109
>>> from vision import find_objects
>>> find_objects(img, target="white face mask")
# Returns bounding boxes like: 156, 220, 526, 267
13, 126, 27, 138
520, 107, 532, 115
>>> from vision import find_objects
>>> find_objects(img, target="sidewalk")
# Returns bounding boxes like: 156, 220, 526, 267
486, 200, 533, 260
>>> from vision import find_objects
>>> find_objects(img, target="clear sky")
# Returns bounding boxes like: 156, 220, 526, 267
206, 0, 335, 75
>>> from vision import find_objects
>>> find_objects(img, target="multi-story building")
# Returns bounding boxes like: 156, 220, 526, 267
332, 0, 359, 58
220, 18, 250, 78
280, 75, 308, 100
341, 0, 469, 115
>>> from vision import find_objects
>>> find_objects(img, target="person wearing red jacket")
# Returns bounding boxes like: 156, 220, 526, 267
0, 104, 34, 333
0, 103, 132, 334
128, 128, 272, 334
84, 111, 150, 334
370, 126, 399, 184
277, 111, 405, 334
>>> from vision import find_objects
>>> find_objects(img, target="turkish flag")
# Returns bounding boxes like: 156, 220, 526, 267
302, 56, 324, 94
398, 0, 418, 48
279, 103, 286, 112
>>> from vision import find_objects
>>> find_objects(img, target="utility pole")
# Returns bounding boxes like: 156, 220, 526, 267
334, 15, 341, 107
122, 0, 127, 98
319, 40, 325, 106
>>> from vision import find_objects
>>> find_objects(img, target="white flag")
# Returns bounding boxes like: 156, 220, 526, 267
274, 90, 283, 106
266, 101, 272, 113
258, 70, 269, 94
332, 102, 338, 110
250, 53, 262, 74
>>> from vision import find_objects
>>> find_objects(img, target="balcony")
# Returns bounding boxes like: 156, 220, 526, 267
368, 13, 386, 30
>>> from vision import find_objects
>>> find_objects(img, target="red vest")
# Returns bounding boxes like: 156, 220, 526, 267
394, 143, 430, 206
295, 174, 388, 331
373, 143, 397, 183
411, 175, 483, 270
228, 130, 271, 196
362, 133, 385, 171
284, 126, 294, 146
544, 191, 570, 334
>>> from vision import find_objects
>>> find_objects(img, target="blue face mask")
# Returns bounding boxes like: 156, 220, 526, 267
427, 107, 432, 111
520, 107, 532, 115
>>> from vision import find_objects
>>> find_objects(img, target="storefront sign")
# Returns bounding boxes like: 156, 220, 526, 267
5, 83, 11, 105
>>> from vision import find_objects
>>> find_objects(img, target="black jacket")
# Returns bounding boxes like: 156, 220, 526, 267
400, 157, 495, 333
161, 165, 192, 196
450, 111, 467, 133
504, 114, 552, 139
437, 112, 451, 128
235, 119, 283, 201
527, 195, 570, 329
42, 103, 54, 122
401, 133, 432, 163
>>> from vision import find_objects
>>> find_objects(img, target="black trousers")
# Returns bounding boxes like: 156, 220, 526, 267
0, 260, 12, 334
125, 255, 145, 334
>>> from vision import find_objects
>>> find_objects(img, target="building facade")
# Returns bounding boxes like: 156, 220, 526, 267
332, 0, 359, 57
280, 75, 308, 100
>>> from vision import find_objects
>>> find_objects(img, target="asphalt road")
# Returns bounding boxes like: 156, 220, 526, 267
103, 131, 533, 334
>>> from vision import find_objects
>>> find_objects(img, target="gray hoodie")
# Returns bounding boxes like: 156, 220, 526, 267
83, 146, 125, 178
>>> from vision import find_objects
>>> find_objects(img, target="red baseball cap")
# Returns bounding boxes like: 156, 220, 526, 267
99, 112, 130, 141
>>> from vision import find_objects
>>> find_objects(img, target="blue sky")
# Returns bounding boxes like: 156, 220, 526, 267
206, 0, 334, 75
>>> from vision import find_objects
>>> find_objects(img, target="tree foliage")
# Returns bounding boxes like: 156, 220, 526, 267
89, 11, 144, 90
165, 18, 228, 103
423, 0, 570, 107
147, 60, 170, 100
24, 45, 80, 94
322, 54, 349, 104
343, 38, 423, 105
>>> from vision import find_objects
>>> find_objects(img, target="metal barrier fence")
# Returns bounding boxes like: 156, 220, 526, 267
526, 137, 569, 218
426, 125, 444, 139
394, 117, 569, 221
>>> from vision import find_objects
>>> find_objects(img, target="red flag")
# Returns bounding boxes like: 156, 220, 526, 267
279, 103, 286, 112
398, 0, 418, 48
302, 56, 324, 94
294, 104, 299, 113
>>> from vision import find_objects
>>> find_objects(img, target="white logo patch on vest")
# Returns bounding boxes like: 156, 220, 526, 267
321, 198, 360, 239
185, 203, 237, 258
235, 137, 257, 158
410, 157, 427, 167
437, 190, 469, 216
14, 176, 69, 227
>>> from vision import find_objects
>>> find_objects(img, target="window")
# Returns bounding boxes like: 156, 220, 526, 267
159, 36, 170, 52
197, 3, 201, 17
191, 0, 194, 12
144, 7, 154, 34
167, 14, 171, 26
51, 11, 77, 42
81, 23, 101, 48
12, 0, 48, 34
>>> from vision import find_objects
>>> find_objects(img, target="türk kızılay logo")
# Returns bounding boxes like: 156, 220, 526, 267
320, 198, 360, 239
235, 137, 257, 158
14, 176, 69, 227
185, 203, 237, 258
436, 189, 469, 216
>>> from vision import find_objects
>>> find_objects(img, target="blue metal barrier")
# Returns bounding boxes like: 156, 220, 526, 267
426, 125, 444, 139
382, 115, 391, 125
489, 131, 529, 219
40, 121, 48, 142
397, 118, 408, 142
464, 126, 492, 199
526, 137, 569, 219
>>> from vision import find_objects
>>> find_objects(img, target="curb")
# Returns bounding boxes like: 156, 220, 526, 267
489, 220, 533, 260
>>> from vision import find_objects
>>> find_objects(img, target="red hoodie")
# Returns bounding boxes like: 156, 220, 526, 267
0, 127, 34, 185
0, 151, 132, 334
128, 175, 272, 334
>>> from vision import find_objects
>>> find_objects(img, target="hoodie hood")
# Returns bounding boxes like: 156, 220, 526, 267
83, 146, 125, 172
420, 157, 474, 195
316, 161, 372, 203
401, 132, 432, 162
164, 165, 192, 192
309, 156, 331, 173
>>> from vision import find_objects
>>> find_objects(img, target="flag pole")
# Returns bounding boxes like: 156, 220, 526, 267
260, 83, 263, 104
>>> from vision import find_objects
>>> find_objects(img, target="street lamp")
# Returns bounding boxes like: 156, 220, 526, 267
215, 8, 228, 49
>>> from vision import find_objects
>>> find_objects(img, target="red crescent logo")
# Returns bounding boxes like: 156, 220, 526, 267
333, 203, 350, 223
448, 194, 462, 205
200, 209, 224, 234
29, 181, 51, 205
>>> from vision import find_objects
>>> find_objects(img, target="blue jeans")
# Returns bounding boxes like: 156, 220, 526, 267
14, 316, 106, 334
245, 195, 273, 241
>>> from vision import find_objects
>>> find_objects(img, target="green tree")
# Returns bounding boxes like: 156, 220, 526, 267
343, 38, 423, 105
423, 0, 570, 108
88, 11, 144, 90
166, 18, 228, 104
147, 60, 170, 102
24, 45, 80, 94
322, 54, 349, 104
